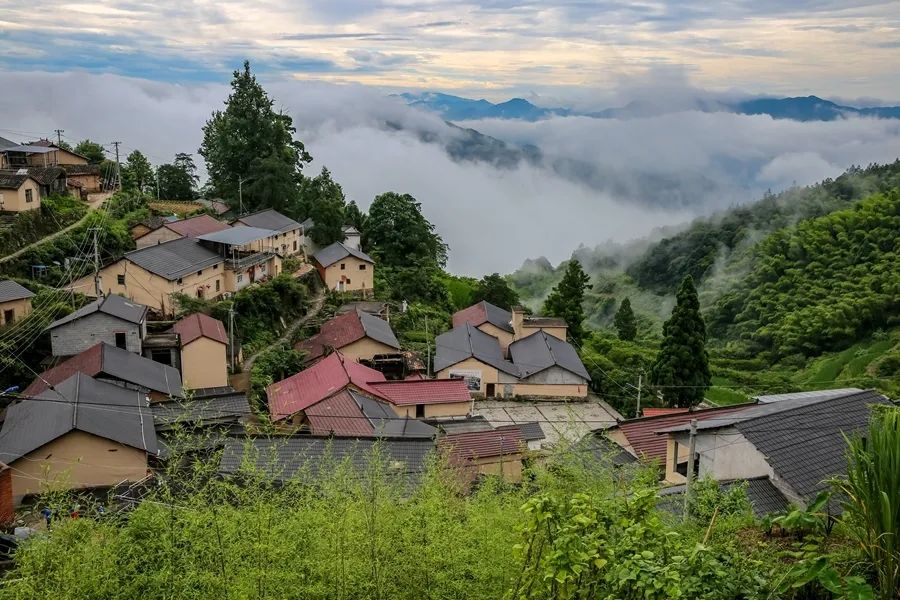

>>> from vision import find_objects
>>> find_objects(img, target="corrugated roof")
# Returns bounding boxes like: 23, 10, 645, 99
753, 388, 864, 404
508, 330, 590, 381
152, 390, 249, 428
452, 301, 514, 333
0, 373, 158, 464
172, 312, 228, 345
125, 237, 223, 280
497, 421, 545, 441
196, 225, 278, 246
267, 352, 386, 421
306, 390, 437, 439
433, 323, 519, 376
438, 428, 524, 464
642, 408, 689, 417
165, 214, 231, 238
48, 293, 147, 329
369, 379, 471, 406
0, 280, 34, 303
296, 310, 399, 361
313, 242, 374, 268
234, 209, 301, 233
24, 342, 183, 398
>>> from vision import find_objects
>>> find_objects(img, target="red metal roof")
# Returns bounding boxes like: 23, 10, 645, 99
172, 313, 228, 346
438, 428, 524, 464
166, 214, 230, 238
642, 408, 689, 417
267, 352, 386, 421
24, 343, 103, 396
615, 404, 755, 463
369, 379, 471, 406
452, 302, 488, 329
295, 311, 366, 360
306, 390, 374, 437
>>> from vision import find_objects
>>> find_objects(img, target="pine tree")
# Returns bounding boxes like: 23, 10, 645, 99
650, 275, 710, 407
614, 297, 638, 341
542, 260, 590, 344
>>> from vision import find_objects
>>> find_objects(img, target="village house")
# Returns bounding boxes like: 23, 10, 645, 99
0, 136, 75, 170
313, 242, 375, 293
232, 209, 303, 256
0, 172, 41, 212
452, 301, 569, 355
0, 280, 34, 325
130, 215, 176, 240
23, 139, 91, 167
171, 312, 229, 389
0, 373, 157, 506
195, 226, 283, 291
24, 341, 183, 401
368, 379, 473, 419
508, 331, 591, 397
47, 293, 148, 357
152, 386, 250, 436
135, 214, 230, 248
438, 427, 528, 485
62, 164, 102, 194
296, 309, 400, 364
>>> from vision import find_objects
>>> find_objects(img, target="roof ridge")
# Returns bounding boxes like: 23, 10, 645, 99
733, 390, 879, 429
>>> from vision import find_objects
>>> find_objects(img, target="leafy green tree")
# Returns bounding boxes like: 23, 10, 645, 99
613, 297, 637, 341
650, 275, 710, 407
241, 154, 298, 214
199, 61, 311, 212
345, 200, 368, 236
56, 140, 73, 151
156, 163, 195, 201
471, 273, 519, 310
367, 192, 448, 268
122, 150, 154, 193
542, 260, 590, 344
74, 139, 106, 164
174, 153, 199, 187
297, 167, 346, 246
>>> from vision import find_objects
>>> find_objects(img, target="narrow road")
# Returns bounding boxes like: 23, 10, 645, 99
242, 287, 327, 372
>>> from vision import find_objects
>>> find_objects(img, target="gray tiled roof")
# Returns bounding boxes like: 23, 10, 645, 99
658, 476, 790, 518
0, 373, 158, 463
0, 136, 17, 149
48, 293, 147, 329
508, 330, 590, 381
429, 416, 494, 434
483, 302, 515, 332
434, 323, 519, 376
580, 432, 638, 466
235, 209, 301, 233
358, 310, 401, 349
351, 391, 437, 438
152, 390, 250, 428
753, 388, 863, 404
196, 226, 278, 246
0, 173, 30, 190
0, 280, 34, 303
125, 237, 223, 280
99, 343, 183, 397
219, 436, 435, 482
313, 242, 374, 268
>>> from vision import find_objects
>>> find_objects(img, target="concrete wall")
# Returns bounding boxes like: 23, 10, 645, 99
392, 401, 471, 419
135, 227, 181, 248
67, 173, 101, 193
319, 256, 374, 292
513, 366, 588, 398
51, 312, 142, 357
478, 322, 514, 354
180, 336, 228, 389
10, 430, 148, 505
0, 178, 41, 212
437, 357, 502, 397
0, 297, 32, 325
520, 325, 567, 341
665, 428, 774, 484
223, 255, 280, 293
338, 337, 398, 363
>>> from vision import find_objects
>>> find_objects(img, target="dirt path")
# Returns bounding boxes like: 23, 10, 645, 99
0, 201, 102, 265
242, 287, 327, 372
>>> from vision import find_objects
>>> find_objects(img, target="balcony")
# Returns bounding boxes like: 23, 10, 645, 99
225, 251, 275, 271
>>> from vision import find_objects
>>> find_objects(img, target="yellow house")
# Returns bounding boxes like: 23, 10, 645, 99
511, 306, 568, 341
172, 312, 230, 389
194, 226, 284, 292
452, 301, 516, 353
24, 139, 91, 166
136, 214, 230, 249
0, 280, 34, 326
295, 309, 400, 364
0, 373, 156, 506
313, 242, 375, 293
233, 209, 304, 256
0, 173, 41, 212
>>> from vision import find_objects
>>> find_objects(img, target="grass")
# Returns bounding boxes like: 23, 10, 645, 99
705, 376, 751, 406
799, 334, 897, 386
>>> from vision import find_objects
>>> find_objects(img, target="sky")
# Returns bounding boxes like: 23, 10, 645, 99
1, 2, 900, 274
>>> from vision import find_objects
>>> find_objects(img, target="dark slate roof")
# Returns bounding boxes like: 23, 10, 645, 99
48, 293, 147, 329
25, 166, 66, 185
196, 225, 278, 246
658, 477, 791, 518
313, 242, 374, 268
0, 280, 34, 303
219, 436, 435, 482
125, 237, 223, 280
0, 373, 158, 463
433, 323, 519, 376
452, 301, 514, 333
359, 310, 401, 349
297, 310, 400, 361
580, 432, 638, 466
0, 173, 30, 190
753, 388, 863, 404
234, 209, 301, 233
152, 390, 250, 429
0, 136, 17, 149
508, 330, 590, 381
523, 316, 567, 328
62, 164, 101, 176
511, 421, 546, 441
351, 390, 438, 438
428, 416, 494, 434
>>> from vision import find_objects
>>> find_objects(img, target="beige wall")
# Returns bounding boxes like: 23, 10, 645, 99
224, 255, 281, 293
0, 297, 32, 325
67, 173, 101, 193
437, 357, 502, 397
10, 430, 148, 505
520, 325, 567, 341
339, 337, 398, 363
135, 227, 182, 248
457, 454, 524, 484
26, 148, 88, 166
478, 323, 514, 353
0, 178, 41, 212
604, 429, 634, 457
512, 382, 588, 398
181, 336, 228, 389
319, 256, 374, 292
392, 401, 471, 419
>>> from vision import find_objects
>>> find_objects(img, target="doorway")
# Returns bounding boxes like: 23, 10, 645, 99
486, 383, 496, 397
3, 309, 13, 324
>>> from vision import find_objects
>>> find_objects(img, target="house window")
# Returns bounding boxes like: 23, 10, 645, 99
237, 273, 243, 283
196, 288, 204, 299
117, 274, 126, 285
114, 332, 127, 349
197, 270, 202, 276
176, 278, 183, 285
293, 240, 297, 251
25, 189, 33, 203
359, 264, 366, 271
281, 244, 286, 252
346, 278, 351, 285
215, 280, 220, 292
415, 404, 425, 418
486, 383, 496, 397
150, 349, 173, 366
213, 264, 219, 270
3, 309, 14, 324
340, 263, 346, 270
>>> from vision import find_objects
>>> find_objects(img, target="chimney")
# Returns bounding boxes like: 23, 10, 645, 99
511, 306, 525, 339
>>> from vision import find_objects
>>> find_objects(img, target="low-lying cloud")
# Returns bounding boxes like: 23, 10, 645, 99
2, 70, 900, 275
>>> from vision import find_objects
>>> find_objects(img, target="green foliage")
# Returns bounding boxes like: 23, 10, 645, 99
831, 406, 900, 599
156, 155, 198, 201
471, 272, 520, 311
437, 273, 478, 310
579, 332, 654, 418
73, 139, 106, 164
345, 200, 368, 234
651, 276, 711, 407
367, 192, 448, 268
614, 297, 638, 341
688, 478, 752, 522
375, 264, 452, 306
121, 150, 154, 193
199, 61, 311, 212
0, 194, 87, 258
250, 343, 306, 401
298, 167, 347, 246
542, 259, 590, 344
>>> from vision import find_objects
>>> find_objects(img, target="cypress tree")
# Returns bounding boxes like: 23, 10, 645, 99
542, 260, 590, 344
614, 297, 638, 341
650, 275, 710, 407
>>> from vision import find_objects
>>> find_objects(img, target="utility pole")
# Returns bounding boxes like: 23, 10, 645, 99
111, 141, 122, 190
425, 317, 430, 377
683, 419, 698, 521
156, 166, 160, 200
636, 373, 643, 417
90, 227, 102, 297
237, 175, 250, 216
228, 306, 236, 372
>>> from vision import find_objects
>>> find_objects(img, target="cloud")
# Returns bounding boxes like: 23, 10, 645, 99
2, 70, 899, 276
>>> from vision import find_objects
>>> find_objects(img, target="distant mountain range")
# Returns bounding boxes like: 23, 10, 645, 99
399, 92, 900, 122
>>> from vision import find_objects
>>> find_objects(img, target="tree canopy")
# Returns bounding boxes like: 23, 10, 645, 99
367, 192, 448, 269
650, 275, 710, 407
297, 167, 347, 247
122, 150, 153, 193
542, 260, 590, 344
471, 273, 519, 310
613, 297, 637, 341
74, 140, 106, 164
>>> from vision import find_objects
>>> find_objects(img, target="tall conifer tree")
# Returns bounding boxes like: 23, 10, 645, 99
614, 297, 638, 341
543, 260, 590, 344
